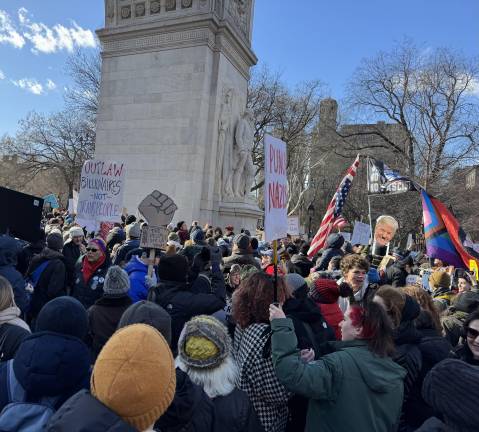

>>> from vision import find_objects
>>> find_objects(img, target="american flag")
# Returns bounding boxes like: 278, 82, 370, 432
308, 155, 360, 257
332, 216, 348, 229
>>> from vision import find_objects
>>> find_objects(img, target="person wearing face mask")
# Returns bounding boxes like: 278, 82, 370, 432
72, 238, 111, 309
337, 254, 377, 313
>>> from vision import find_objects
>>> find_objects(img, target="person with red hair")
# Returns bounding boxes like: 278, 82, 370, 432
269, 301, 406, 432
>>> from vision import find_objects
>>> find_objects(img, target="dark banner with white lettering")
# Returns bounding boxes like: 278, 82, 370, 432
367, 158, 417, 195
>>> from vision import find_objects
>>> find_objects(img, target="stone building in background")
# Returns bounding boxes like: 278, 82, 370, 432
310, 98, 421, 244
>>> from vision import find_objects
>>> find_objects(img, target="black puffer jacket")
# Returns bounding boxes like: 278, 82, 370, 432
213, 388, 264, 432
0, 323, 30, 362
392, 297, 423, 432
148, 270, 226, 352
72, 255, 111, 309
155, 369, 215, 432
26, 248, 67, 319
62, 241, 83, 289
87, 295, 132, 359
46, 389, 136, 431
404, 312, 452, 429
0, 235, 29, 314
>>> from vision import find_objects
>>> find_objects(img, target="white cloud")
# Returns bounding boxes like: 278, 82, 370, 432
0, 69, 5, 80
469, 78, 479, 97
12, 78, 44, 95
0, 10, 25, 48
46, 79, 56, 90
0, 8, 96, 54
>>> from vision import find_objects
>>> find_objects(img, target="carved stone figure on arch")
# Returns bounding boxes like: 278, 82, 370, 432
218, 88, 234, 199
232, 109, 255, 198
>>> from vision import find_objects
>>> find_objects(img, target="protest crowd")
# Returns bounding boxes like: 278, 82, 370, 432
0, 206, 478, 432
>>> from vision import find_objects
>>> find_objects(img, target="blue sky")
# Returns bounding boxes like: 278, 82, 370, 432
1, 0, 478, 135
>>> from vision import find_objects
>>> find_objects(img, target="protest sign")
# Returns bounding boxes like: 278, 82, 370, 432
138, 191, 177, 226
68, 190, 79, 214
287, 216, 300, 236
43, 194, 59, 209
264, 134, 288, 242
351, 221, 371, 246
140, 225, 169, 250
76, 159, 126, 232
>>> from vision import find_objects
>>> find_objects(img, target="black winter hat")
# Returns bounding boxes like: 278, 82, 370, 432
35, 296, 88, 340
118, 300, 172, 345
125, 215, 136, 225
158, 254, 189, 283
47, 232, 63, 251
422, 359, 479, 431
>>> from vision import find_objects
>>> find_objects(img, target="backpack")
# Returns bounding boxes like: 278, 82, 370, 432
0, 360, 61, 431
25, 260, 50, 291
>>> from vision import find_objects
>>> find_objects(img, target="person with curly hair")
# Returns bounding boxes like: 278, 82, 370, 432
338, 254, 376, 313
232, 272, 291, 432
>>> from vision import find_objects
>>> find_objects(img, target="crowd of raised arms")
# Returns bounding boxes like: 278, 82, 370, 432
0, 208, 477, 432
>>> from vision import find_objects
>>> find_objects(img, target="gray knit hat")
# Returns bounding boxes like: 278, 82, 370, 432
285, 273, 307, 293
177, 315, 230, 369
103, 266, 130, 297
126, 222, 141, 239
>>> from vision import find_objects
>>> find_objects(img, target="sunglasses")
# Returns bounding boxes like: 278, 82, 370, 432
467, 327, 479, 339
86, 247, 100, 252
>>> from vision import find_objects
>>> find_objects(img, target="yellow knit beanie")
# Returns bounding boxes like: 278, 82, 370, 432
91, 324, 176, 431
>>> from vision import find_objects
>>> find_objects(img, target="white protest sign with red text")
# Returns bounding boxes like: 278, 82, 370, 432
264, 134, 288, 242
76, 159, 126, 232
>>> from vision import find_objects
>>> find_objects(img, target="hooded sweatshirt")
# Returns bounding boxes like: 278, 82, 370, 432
315, 234, 345, 271
0, 235, 29, 313
271, 318, 406, 432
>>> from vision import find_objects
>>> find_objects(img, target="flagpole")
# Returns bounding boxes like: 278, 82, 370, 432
366, 156, 373, 244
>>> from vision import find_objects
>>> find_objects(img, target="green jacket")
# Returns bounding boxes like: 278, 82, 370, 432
271, 318, 406, 432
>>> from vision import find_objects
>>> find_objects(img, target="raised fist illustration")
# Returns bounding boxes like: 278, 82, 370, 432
138, 190, 177, 226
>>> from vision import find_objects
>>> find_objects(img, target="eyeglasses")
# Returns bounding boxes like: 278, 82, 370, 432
467, 327, 479, 339
86, 248, 99, 252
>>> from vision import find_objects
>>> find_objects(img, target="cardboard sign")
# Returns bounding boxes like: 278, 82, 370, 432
350, 221, 371, 246
140, 225, 169, 249
264, 134, 288, 242
76, 160, 126, 232
287, 216, 300, 236
138, 190, 177, 226
43, 194, 59, 209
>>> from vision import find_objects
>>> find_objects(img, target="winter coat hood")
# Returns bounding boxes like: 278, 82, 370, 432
13, 331, 90, 398
0, 235, 21, 266
46, 389, 136, 432
341, 341, 407, 393
124, 255, 147, 273
325, 233, 344, 249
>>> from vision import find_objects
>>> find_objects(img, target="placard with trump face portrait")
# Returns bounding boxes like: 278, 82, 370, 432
372, 215, 399, 257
